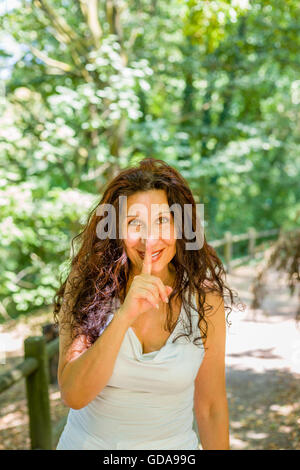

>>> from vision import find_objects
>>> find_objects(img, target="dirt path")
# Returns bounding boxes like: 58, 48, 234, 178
225, 262, 300, 449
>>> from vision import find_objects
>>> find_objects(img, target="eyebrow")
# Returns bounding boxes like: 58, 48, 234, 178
126, 211, 171, 218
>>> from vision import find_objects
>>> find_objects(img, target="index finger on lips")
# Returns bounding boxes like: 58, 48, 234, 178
141, 241, 152, 275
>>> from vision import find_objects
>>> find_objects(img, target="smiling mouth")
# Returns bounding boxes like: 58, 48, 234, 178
137, 249, 164, 261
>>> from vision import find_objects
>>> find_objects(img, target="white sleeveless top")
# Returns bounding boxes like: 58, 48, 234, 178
56, 290, 205, 450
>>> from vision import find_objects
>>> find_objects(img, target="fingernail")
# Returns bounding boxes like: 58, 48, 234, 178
165, 297, 169, 303
156, 304, 159, 309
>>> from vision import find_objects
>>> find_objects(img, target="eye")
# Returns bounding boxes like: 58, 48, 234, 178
128, 219, 142, 226
157, 216, 170, 224
128, 216, 170, 226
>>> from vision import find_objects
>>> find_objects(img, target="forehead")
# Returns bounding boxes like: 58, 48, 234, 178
127, 190, 169, 213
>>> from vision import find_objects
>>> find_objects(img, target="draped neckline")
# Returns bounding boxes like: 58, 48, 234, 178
127, 290, 190, 356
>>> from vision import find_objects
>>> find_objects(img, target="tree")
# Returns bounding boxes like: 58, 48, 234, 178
0, 0, 299, 317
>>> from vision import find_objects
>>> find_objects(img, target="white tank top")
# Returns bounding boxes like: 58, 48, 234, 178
56, 290, 204, 450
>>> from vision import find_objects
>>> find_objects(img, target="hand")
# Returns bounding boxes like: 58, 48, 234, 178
119, 242, 173, 325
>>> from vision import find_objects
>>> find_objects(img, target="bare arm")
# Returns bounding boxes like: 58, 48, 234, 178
193, 291, 230, 450
57, 266, 131, 410
58, 307, 130, 410
58, 246, 171, 411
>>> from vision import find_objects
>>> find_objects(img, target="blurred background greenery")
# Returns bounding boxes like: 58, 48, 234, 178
0, 0, 299, 321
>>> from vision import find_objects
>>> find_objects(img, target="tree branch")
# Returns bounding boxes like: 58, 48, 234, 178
79, 0, 102, 47
33, 0, 93, 82
29, 46, 73, 72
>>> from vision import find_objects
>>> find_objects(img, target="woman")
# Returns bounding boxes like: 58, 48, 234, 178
54, 158, 240, 450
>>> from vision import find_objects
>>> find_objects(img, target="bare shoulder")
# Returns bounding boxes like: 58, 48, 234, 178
195, 281, 224, 310
194, 283, 225, 351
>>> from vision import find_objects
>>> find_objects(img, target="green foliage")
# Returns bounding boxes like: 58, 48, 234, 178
0, 181, 96, 315
0, 0, 299, 319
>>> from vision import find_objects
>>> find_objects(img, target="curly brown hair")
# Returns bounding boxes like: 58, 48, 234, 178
53, 158, 243, 350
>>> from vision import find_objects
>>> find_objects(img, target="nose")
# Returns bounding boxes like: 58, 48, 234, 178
140, 227, 160, 248
141, 234, 158, 246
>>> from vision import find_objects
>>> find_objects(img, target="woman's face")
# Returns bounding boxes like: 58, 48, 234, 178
121, 189, 177, 276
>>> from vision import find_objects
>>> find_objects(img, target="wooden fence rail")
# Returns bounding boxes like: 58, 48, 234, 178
0, 227, 283, 449
210, 227, 280, 273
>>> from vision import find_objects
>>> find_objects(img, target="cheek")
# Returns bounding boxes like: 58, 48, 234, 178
162, 225, 176, 246
163, 238, 176, 255
163, 238, 175, 248
124, 231, 140, 249
160, 222, 177, 242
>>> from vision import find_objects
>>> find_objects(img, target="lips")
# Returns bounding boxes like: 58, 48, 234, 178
137, 249, 163, 256
137, 249, 164, 261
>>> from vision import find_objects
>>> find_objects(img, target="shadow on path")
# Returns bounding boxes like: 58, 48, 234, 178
227, 366, 300, 450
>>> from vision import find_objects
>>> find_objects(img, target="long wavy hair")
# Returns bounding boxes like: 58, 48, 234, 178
53, 158, 243, 350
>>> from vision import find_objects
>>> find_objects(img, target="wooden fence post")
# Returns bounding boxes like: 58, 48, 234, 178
42, 323, 59, 385
248, 227, 256, 258
224, 231, 232, 273
24, 336, 52, 450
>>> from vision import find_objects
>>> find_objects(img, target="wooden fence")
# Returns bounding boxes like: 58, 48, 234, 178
210, 227, 280, 273
0, 336, 66, 449
0, 227, 281, 449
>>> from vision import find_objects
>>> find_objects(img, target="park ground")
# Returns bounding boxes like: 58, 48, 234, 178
0, 259, 299, 450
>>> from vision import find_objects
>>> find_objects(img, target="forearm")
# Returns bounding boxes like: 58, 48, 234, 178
195, 401, 230, 450
59, 308, 130, 409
